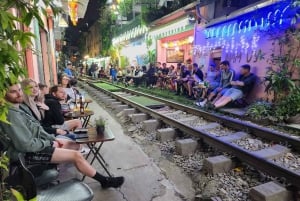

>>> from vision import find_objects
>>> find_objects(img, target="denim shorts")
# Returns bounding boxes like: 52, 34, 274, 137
223, 88, 243, 101
213, 87, 229, 95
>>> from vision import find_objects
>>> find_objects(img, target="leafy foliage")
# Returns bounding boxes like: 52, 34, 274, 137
263, 28, 300, 102
0, 153, 9, 201
245, 101, 273, 120
95, 116, 106, 126
0, 0, 59, 123
99, 7, 114, 56
0, 0, 59, 199
246, 88, 300, 122
274, 87, 300, 121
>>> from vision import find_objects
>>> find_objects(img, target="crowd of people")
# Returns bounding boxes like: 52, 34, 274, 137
108, 60, 257, 109
64, 59, 257, 110
0, 68, 125, 189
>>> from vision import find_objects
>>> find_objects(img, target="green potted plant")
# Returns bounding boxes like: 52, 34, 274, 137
95, 117, 106, 135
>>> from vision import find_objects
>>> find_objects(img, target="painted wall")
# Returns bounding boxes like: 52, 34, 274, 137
193, 2, 299, 100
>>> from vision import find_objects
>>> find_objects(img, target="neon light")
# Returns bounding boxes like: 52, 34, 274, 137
280, 5, 290, 25
222, 25, 227, 37
227, 24, 232, 37
248, 19, 252, 31
232, 22, 238, 36
238, 21, 244, 34
260, 17, 264, 29
266, 11, 273, 27
216, 27, 220, 37
243, 20, 248, 33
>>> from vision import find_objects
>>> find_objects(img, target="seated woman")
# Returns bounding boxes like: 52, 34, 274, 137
20, 79, 70, 137
60, 74, 80, 102
166, 65, 177, 91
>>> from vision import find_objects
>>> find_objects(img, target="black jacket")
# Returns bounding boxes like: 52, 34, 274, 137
42, 94, 65, 127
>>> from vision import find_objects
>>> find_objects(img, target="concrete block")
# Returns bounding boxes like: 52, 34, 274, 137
104, 98, 115, 104
175, 139, 197, 156
142, 119, 160, 133
249, 182, 292, 201
164, 111, 183, 117
97, 95, 109, 101
123, 108, 136, 117
195, 123, 221, 131
115, 105, 129, 113
178, 116, 198, 124
157, 128, 175, 142
203, 155, 232, 174
252, 145, 290, 159
110, 101, 122, 108
219, 132, 249, 142
130, 113, 148, 124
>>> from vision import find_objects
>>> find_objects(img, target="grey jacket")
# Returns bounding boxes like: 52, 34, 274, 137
219, 69, 235, 88
0, 104, 55, 161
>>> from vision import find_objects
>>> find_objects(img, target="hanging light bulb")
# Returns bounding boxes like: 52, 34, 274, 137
68, 0, 78, 26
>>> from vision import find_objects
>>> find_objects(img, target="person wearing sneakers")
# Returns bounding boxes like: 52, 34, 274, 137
213, 64, 256, 109
0, 83, 124, 189
197, 60, 234, 107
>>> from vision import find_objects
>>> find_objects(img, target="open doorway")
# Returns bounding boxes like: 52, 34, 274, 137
210, 48, 222, 69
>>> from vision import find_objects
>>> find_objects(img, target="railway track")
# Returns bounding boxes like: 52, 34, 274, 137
78, 79, 300, 192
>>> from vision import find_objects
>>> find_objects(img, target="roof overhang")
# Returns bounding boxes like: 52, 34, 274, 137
149, 1, 199, 27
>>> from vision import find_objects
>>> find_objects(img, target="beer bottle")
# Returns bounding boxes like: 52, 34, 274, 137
79, 95, 84, 114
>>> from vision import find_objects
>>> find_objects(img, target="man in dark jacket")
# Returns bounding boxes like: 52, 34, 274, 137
0, 83, 124, 188
146, 63, 156, 87
43, 85, 81, 131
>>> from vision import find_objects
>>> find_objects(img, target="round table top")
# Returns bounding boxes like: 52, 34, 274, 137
64, 110, 94, 118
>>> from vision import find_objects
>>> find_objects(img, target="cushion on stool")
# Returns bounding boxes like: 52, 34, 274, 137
37, 178, 94, 201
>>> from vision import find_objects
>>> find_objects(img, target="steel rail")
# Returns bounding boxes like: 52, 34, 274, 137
87, 82, 300, 188
86, 80, 300, 151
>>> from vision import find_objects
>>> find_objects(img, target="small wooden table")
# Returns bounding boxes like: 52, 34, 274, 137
64, 110, 94, 128
76, 127, 115, 178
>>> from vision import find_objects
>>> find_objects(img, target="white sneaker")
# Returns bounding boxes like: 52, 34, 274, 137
80, 146, 90, 155
198, 99, 207, 107
195, 102, 202, 106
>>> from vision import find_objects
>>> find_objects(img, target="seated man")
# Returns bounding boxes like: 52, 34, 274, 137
175, 65, 191, 95
43, 85, 82, 131
132, 66, 144, 87
198, 60, 234, 107
213, 64, 257, 109
146, 63, 156, 88
0, 83, 124, 188
187, 63, 203, 99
